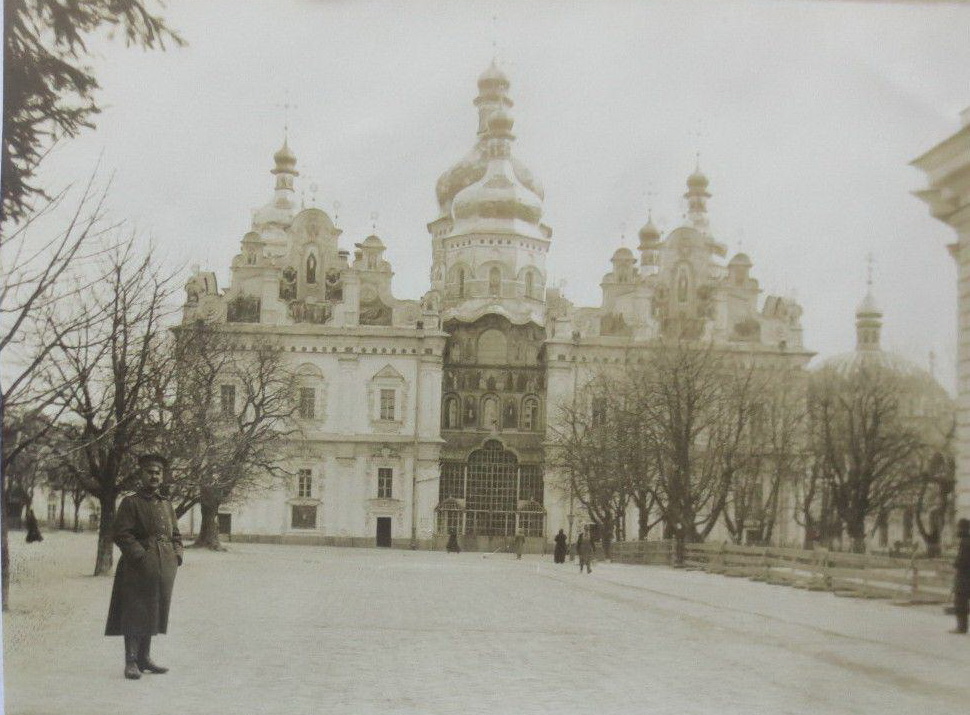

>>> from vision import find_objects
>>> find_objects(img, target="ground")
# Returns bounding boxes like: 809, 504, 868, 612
2, 532, 969, 715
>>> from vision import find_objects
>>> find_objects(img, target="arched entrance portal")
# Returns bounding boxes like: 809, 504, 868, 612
436, 440, 545, 537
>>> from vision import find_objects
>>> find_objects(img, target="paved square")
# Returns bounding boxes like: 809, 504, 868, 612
3, 532, 969, 715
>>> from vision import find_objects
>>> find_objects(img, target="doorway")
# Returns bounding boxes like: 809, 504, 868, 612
376, 517, 392, 547
218, 513, 232, 541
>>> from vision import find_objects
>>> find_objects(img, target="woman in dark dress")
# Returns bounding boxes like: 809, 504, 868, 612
446, 528, 461, 553
24, 508, 43, 543
553, 529, 567, 564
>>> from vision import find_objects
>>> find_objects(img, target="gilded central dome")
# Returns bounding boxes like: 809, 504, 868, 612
450, 110, 543, 234
434, 65, 544, 216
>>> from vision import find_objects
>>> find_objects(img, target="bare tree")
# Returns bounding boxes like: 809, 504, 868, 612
909, 416, 956, 557
44, 238, 177, 575
0, 178, 117, 608
164, 322, 298, 551
809, 363, 922, 554
628, 342, 761, 564
550, 371, 634, 559
550, 342, 785, 561
722, 364, 808, 546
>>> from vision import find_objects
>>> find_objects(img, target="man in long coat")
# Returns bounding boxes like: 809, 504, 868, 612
952, 518, 970, 634
105, 454, 183, 679
577, 530, 593, 574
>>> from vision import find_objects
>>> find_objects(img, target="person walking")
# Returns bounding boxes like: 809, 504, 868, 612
513, 531, 525, 560
952, 518, 970, 634
104, 454, 183, 679
577, 530, 593, 574
24, 508, 43, 543
553, 529, 567, 564
446, 528, 461, 553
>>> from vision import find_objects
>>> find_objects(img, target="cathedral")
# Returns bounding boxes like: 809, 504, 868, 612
179, 64, 810, 549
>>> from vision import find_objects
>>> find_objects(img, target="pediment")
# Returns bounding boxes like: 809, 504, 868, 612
373, 364, 405, 381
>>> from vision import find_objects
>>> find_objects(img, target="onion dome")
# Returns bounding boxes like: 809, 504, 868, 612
253, 140, 299, 227
478, 61, 510, 90
272, 140, 298, 177
638, 216, 660, 246
612, 246, 635, 262
728, 252, 753, 267
450, 106, 544, 236
687, 168, 709, 189
434, 64, 544, 216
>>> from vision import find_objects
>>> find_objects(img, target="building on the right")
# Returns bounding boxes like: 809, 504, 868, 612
913, 108, 970, 520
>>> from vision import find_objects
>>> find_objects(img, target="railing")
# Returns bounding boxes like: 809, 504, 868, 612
610, 540, 955, 604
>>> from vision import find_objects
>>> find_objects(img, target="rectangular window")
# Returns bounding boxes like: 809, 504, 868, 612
377, 468, 393, 499
220, 384, 236, 418
291, 505, 317, 529
298, 387, 315, 419
297, 469, 312, 498
379, 389, 396, 420
47, 502, 58, 522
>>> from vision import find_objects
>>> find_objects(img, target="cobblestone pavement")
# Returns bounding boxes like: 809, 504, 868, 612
3, 532, 969, 715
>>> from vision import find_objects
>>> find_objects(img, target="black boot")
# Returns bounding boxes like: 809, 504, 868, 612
137, 635, 169, 674
124, 636, 142, 680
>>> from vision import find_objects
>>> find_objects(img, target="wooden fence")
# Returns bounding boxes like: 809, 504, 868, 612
610, 540, 955, 605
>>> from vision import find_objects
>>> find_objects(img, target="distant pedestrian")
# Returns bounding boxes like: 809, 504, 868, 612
446, 529, 461, 553
513, 532, 525, 560
24, 508, 43, 543
952, 518, 970, 634
577, 531, 593, 574
105, 454, 183, 680
553, 529, 567, 564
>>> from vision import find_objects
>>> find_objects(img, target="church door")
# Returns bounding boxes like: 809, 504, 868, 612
376, 517, 392, 547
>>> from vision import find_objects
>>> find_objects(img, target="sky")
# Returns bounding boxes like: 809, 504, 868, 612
27, 0, 970, 390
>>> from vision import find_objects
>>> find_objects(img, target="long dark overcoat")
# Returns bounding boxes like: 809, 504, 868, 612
105, 490, 183, 637
553, 532, 567, 563
955, 534, 970, 600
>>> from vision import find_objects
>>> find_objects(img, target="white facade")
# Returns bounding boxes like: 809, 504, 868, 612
913, 109, 970, 520
184, 65, 811, 548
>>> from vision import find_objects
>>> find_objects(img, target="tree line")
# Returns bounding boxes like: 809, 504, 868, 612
549, 341, 954, 563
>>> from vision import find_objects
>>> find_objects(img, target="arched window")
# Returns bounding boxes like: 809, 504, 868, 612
502, 398, 517, 428
488, 266, 501, 296
306, 254, 317, 284
522, 397, 540, 431
477, 329, 507, 364
443, 396, 459, 429
524, 271, 534, 299
481, 395, 499, 430
457, 269, 466, 298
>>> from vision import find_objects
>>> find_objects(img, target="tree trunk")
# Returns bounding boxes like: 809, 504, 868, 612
59, 489, 66, 530
94, 494, 117, 576
849, 530, 867, 554
72, 498, 82, 532
193, 499, 226, 551
1, 483, 9, 612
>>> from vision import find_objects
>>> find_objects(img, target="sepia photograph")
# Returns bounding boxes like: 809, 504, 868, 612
2, 0, 970, 713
